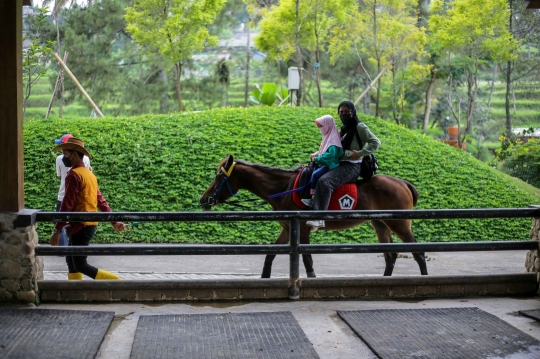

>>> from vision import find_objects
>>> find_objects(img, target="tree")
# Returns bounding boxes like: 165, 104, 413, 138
42, 0, 68, 117
256, 0, 356, 107
503, 0, 540, 139
329, 0, 428, 120
22, 7, 56, 119
216, 59, 230, 107
59, 0, 130, 114
429, 0, 519, 148
126, 0, 226, 112
243, 0, 278, 105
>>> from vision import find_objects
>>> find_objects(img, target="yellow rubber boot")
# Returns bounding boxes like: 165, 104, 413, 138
68, 272, 83, 280
95, 269, 122, 280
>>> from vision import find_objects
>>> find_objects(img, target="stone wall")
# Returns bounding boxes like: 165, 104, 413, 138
0, 213, 43, 303
525, 214, 540, 288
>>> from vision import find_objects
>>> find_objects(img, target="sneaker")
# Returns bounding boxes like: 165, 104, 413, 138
301, 199, 313, 207
306, 220, 325, 232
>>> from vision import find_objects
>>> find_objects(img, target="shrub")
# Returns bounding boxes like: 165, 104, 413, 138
24, 107, 539, 244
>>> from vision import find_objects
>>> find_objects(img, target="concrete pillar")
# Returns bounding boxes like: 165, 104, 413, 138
525, 206, 540, 293
0, 211, 43, 304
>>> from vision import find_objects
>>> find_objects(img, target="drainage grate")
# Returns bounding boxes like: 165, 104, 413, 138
0, 309, 114, 359
338, 307, 540, 359
130, 311, 319, 359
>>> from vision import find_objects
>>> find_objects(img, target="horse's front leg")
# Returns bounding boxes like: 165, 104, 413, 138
301, 224, 316, 277
261, 228, 289, 278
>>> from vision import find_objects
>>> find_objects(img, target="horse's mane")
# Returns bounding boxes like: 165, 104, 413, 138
228, 159, 302, 174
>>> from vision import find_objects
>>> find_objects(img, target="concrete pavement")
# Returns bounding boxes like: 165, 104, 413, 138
32, 246, 540, 358
41, 245, 530, 280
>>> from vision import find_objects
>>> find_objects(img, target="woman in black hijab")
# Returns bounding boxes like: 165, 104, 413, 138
306, 101, 381, 231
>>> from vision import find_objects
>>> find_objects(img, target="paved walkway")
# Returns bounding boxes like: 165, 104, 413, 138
31, 246, 540, 358
41, 246, 530, 280
36, 297, 540, 359
44, 271, 375, 280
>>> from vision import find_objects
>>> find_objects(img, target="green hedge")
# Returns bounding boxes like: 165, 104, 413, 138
24, 107, 540, 244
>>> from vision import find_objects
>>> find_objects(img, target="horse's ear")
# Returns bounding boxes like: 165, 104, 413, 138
226, 154, 234, 167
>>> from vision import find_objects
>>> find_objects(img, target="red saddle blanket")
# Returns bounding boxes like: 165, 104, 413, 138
291, 170, 358, 210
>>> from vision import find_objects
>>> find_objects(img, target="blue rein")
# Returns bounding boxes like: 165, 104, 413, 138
208, 176, 237, 205
210, 162, 309, 204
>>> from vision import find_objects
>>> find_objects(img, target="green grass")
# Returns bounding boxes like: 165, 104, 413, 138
24, 107, 540, 245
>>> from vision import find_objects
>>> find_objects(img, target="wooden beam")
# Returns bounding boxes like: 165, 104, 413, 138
53, 53, 105, 118
0, 0, 24, 212
353, 62, 392, 107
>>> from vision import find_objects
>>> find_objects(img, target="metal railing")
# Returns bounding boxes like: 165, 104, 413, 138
29, 207, 540, 299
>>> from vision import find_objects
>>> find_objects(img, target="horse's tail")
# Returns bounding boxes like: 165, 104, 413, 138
404, 180, 420, 207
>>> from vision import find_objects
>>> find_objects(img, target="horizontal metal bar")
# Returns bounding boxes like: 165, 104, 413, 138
297, 241, 539, 254
35, 241, 537, 257
299, 273, 537, 287
35, 244, 292, 256
34, 207, 540, 223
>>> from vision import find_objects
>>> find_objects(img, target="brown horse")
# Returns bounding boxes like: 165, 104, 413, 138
200, 155, 428, 278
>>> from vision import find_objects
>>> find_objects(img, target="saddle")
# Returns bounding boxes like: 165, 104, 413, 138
292, 164, 358, 210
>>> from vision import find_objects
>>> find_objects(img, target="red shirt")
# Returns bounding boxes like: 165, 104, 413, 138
55, 161, 114, 235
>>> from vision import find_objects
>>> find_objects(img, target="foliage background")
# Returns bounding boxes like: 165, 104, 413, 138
24, 107, 540, 244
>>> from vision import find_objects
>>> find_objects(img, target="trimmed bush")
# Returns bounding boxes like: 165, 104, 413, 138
24, 107, 540, 244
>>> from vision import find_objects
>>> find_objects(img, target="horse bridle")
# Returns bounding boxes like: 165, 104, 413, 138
207, 162, 238, 206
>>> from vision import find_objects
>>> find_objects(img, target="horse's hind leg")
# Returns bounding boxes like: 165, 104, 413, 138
262, 228, 289, 278
300, 225, 316, 277
370, 220, 398, 276
283, 222, 315, 277
303, 254, 315, 277
384, 219, 428, 275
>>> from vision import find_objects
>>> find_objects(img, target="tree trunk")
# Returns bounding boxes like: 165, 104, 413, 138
243, 26, 250, 107
505, 61, 512, 139
373, 0, 381, 117
391, 64, 399, 124
417, 0, 429, 28
175, 62, 183, 112
486, 63, 498, 111
505, 0, 514, 139
363, 75, 370, 114
59, 68, 65, 118
276, 59, 283, 93
375, 60, 381, 117
512, 84, 517, 114
422, 68, 436, 132
159, 69, 169, 113
46, 52, 68, 119
55, 13, 65, 118
295, 0, 303, 106
315, 45, 324, 107
222, 81, 227, 107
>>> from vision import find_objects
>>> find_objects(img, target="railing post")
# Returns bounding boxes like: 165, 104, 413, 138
525, 205, 540, 294
288, 219, 300, 300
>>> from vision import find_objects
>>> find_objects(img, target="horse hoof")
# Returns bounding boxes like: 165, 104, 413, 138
307, 271, 316, 278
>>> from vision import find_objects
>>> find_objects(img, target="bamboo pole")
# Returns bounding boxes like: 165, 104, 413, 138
353, 62, 392, 106
46, 51, 68, 118
53, 52, 104, 118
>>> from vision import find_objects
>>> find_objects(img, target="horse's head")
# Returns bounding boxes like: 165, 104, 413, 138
199, 155, 239, 210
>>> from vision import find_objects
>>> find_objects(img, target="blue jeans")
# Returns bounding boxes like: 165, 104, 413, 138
310, 165, 329, 194
55, 201, 68, 246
